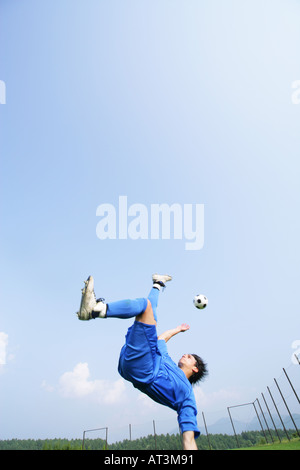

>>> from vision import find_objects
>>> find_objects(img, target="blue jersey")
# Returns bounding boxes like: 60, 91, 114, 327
138, 340, 200, 437
118, 322, 200, 438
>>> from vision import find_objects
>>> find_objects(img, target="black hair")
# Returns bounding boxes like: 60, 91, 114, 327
189, 354, 208, 385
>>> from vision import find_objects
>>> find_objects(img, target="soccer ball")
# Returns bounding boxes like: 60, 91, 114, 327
193, 294, 208, 309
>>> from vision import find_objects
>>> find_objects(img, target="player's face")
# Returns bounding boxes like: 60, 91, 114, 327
178, 354, 197, 370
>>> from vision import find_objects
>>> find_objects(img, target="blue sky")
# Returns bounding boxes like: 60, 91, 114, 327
1, 0, 300, 442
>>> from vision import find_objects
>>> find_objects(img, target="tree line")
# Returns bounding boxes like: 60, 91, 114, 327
0, 429, 297, 450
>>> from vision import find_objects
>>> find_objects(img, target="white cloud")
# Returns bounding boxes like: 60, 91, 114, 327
58, 362, 126, 405
137, 392, 159, 413
0, 332, 8, 367
194, 386, 242, 411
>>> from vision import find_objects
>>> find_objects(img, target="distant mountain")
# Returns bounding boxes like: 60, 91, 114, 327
203, 414, 300, 436
248, 413, 300, 434
204, 417, 245, 435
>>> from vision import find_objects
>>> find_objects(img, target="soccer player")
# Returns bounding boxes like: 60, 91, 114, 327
77, 274, 208, 450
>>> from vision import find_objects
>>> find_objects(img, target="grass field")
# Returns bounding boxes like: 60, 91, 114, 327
237, 438, 300, 451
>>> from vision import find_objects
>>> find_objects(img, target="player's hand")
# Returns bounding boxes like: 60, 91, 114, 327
178, 323, 190, 332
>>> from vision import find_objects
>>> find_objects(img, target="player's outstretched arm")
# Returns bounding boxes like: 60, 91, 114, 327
182, 431, 198, 450
158, 323, 190, 343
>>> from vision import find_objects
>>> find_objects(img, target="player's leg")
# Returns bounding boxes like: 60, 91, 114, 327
137, 273, 172, 324
106, 297, 148, 320
118, 275, 172, 384
76, 275, 146, 320
135, 298, 156, 325
77, 274, 171, 321
105, 274, 172, 324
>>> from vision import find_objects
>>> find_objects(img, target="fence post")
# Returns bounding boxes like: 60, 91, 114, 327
81, 427, 108, 450
202, 412, 212, 450
253, 400, 268, 443
153, 420, 157, 450
283, 368, 300, 405
261, 392, 281, 442
274, 378, 300, 437
227, 407, 239, 448
267, 386, 290, 441
256, 398, 274, 443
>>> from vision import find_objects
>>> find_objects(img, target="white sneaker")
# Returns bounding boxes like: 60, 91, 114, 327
152, 273, 172, 289
77, 276, 106, 320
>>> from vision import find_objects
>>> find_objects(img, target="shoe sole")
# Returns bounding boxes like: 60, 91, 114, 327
77, 276, 96, 320
152, 274, 172, 284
